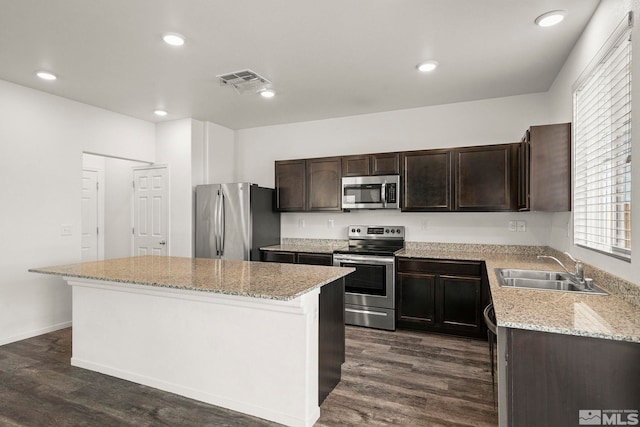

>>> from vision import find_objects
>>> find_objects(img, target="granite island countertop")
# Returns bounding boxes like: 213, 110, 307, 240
399, 244, 640, 343
30, 256, 354, 301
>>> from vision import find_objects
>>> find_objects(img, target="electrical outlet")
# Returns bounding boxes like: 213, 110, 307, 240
327, 219, 334, 228
298, 219, 305, 228
508, 221, 517, 232
61, 224, 73, 236
517, 220, 527, 232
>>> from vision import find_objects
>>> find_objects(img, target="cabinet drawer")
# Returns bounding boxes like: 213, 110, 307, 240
397, 258, 482, 277
261, 251, 296, 263
297, 253, 333, 266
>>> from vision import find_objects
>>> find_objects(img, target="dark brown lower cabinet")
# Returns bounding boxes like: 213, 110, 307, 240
260, 250, 333, 266
318, 278, 344, 405
396, 258, 486, 338
260, 249, 342, 404
505, 328, 640, 427
260, 250, 296, 263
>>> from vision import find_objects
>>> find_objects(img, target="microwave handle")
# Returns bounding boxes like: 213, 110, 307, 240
381, 182, 387, 207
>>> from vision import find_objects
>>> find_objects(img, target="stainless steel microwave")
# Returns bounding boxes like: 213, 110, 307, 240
341, 175, 400, 209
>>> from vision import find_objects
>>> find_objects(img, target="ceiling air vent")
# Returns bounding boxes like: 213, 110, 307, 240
217, 69, 272, 94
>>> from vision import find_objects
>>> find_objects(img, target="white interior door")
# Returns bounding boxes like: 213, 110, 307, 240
81, 169, 103, 261
133, 166, 169, 256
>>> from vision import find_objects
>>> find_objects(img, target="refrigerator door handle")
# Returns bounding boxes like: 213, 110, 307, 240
219, 191, 225, 256
213, 190, 220, 256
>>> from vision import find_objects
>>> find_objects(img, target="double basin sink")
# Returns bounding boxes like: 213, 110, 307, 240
495, 268, 607, 295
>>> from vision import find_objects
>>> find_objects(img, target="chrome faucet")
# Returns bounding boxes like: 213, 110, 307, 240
537, 252, 585, 285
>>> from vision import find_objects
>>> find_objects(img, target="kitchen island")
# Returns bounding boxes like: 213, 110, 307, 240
30, 256, 354, 427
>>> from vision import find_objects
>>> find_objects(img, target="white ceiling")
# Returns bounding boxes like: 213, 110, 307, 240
0, 0, 599, 130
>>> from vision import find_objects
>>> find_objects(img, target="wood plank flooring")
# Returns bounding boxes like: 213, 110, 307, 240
0, 327, 497, 426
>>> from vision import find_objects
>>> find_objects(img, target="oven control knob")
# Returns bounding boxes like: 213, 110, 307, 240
384, 228, 389, 233
396, 228, 401, 234
390, 229, 395, 233
356, 228, 361, 233
351, 228, 356, 232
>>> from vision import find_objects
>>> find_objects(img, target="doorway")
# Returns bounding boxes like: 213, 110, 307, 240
81, 168, 104, 261
81, 153, 152, 260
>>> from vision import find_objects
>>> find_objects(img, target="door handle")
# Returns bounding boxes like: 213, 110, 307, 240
159, 240, 166, 246
213, 192, 220, 255
218, 191, 225, 256
381, 182, 387, 207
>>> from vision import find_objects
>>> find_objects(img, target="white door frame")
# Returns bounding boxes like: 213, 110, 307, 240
82, 167, 105, 260
131, 165, 170, 256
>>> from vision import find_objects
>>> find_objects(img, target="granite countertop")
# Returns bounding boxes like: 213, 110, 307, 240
30, 256, 354, 301
399, 244, 640, 343
261, 238, 348, 254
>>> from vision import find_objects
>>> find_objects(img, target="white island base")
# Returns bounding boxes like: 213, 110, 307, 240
68, 278, 321, 427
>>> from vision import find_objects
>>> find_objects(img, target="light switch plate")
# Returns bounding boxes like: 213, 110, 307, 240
508, 221, 517, 232
61, 224, 73, 236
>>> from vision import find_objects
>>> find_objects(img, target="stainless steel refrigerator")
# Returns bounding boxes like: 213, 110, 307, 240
195, 183, 280, 261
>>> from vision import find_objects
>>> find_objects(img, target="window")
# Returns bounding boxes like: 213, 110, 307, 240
573, 13, 633, 261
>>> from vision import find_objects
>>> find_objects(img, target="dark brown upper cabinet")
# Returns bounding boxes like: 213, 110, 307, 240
306, 157, 342, 211
518, 123, 571, 212
401, 149, 453, 211
275, 159, 306, 211
454, 144, 518, 211
371, 152, 400, 175
275, 157, 342, 212
342, 155, 370, 176
342, 153, 400, 177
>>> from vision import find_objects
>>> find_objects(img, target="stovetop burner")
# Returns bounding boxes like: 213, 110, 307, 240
334, 225, 405, 256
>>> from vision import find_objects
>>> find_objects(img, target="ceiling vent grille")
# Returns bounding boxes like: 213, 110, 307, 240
217, 69, 271, 94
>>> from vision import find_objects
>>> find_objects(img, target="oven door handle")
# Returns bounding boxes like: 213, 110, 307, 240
334, 255, 395, 264
345, 307, 389, 317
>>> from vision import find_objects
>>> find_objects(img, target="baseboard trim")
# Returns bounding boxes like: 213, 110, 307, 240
0, 321, 72, 346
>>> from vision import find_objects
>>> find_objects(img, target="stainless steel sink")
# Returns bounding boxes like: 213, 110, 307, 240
495, 268, 607, 295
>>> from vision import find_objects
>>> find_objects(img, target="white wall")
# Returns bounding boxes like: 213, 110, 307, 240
155, 119, 194, 257
156, 119, 236, 258
546, 0, 639, 284
0, 79, 154, 345
236, 92, 555, 244
206, 121, 236, 184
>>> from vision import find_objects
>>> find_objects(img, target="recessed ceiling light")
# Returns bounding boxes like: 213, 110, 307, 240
36, 71, 57, 81
162, 33, 185, 46
259, 89, 276, 98
417, 61, 438, 73
535, 10, 566, 27
154, 109, 168, 116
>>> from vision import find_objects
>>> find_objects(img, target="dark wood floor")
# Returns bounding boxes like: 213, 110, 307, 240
0, 327, 497, 426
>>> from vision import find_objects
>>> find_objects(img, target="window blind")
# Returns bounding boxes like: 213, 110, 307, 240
573, 13, 632, 261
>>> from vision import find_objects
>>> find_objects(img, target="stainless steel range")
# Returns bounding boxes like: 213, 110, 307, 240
333, 225, 405, 331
